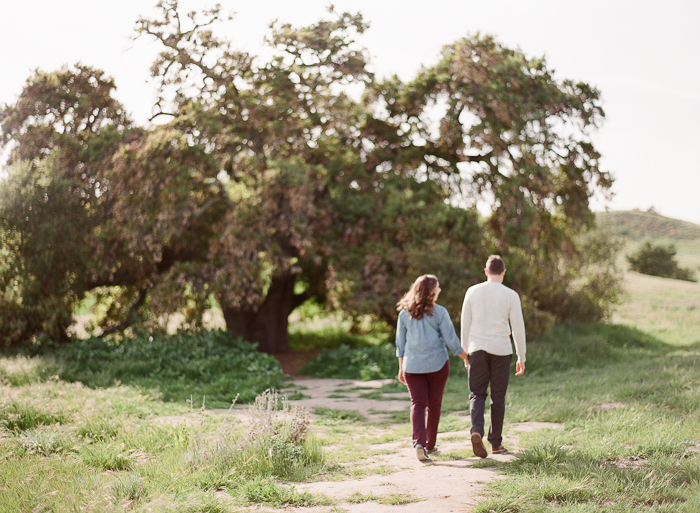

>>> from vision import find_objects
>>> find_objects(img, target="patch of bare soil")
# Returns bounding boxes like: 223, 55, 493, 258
272, 349, 322, 376
590, 402, 626, 411
284, 378, 407, 423
294, 446, 507, 513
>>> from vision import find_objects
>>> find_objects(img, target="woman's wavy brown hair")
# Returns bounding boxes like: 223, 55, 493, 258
396, 274, 439, 320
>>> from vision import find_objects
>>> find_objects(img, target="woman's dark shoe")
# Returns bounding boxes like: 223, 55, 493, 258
415, 443, 432, 462
471, 432, 488, 458
426, 447, 440, 456
491, 445, 508, 454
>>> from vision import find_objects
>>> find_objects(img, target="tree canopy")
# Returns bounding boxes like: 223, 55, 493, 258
0, 2, 618, 350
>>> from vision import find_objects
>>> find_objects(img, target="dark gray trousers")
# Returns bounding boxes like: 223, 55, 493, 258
468, 350, 512, 448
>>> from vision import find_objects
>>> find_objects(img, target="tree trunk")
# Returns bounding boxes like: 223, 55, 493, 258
222, 274, 308, 353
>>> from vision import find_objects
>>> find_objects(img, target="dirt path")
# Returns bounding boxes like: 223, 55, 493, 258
277, 377, 563, 513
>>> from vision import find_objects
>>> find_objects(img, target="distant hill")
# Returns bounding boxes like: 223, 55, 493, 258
596, 210, 700, 241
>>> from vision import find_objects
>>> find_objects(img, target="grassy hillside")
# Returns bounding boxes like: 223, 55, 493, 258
597, 210, 700, 269
596, 210, 700, 345
597, 210, 700, 241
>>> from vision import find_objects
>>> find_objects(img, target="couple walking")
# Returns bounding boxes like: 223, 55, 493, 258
395, 255, 526, 462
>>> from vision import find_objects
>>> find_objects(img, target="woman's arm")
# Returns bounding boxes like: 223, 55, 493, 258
439, 307, 469, 369
396, 312, 408, 385
398, 356, 406, 385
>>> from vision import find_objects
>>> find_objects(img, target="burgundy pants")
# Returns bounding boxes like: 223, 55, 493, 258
404, 360, 450, 450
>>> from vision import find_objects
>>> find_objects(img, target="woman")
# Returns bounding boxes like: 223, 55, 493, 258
396, 275, 468, 462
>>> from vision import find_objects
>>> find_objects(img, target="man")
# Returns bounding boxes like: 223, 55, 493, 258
460, 255, 526, 457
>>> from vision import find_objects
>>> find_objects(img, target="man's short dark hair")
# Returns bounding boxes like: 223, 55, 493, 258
486, 255, 505, 275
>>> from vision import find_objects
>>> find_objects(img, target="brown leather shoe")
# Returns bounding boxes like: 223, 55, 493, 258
492, 445, 508, 454
471, 432, 488, 458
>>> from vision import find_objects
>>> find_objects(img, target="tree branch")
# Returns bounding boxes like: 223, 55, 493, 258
98, 286, 150, 338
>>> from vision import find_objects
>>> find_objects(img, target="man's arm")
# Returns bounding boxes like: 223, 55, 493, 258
439, 308, 468, 369
510, 293, 526, 375
460, 291, 472, 353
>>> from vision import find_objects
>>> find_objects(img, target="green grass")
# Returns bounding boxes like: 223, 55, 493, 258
461, 322, 700, 512
596, 210, 700, 346
300, 342, 396, 380
237, 477, 332, 507
612, 272, 700, 345
288, 299, 392, 350
597, 210, 700, 242
346, 491, 421, 505
314, 407, 366, 423
0, 379, 329, 512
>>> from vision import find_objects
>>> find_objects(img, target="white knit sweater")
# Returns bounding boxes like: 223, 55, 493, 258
460, 281, 526, 362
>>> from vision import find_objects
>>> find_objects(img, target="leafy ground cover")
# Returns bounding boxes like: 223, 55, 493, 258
3, 329, 284, 407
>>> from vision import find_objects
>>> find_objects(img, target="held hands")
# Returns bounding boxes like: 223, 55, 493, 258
515, 361, 525, 376
459, 352, 469, 370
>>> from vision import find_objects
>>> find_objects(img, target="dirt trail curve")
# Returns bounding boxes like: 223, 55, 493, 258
276, 377, 563, 513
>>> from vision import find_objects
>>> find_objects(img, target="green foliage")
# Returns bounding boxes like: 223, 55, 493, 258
524, 322, 664, 376
109, 474, 149, 502
238, 477, 331, 507
627, 241, 697, 282
51, 329, 284, 406
313, 408, 366, 423
289, 310, 392, 350
17, 429, 69, 456
300, 343, 396, 380
81, 443, 135, 470
0, 401, 69, 432
521, 302, 557, 339
0, 162, 91, 346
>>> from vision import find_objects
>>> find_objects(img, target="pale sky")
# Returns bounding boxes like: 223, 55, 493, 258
2, 0, 699, 224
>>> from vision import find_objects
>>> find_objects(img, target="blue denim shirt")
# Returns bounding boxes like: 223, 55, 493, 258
395, 304, 464, 374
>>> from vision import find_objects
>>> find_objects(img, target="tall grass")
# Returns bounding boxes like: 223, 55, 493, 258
0, 384, 327, 512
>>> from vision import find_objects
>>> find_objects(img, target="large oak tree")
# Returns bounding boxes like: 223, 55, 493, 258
0, 2, 616, 350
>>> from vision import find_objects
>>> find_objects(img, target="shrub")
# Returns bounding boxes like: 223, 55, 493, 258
17, 429, 67, 456
300, 343, 396, 380
81, 443, 134, 470
627, 242, 697, 282
521, 302, 556, 339
75, 417, 121, 442
0, 401, 68, 432
187, 390, 323, 482
51, 329, 285, 406
109, 474, 148, 502
238, 477, 331, 507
